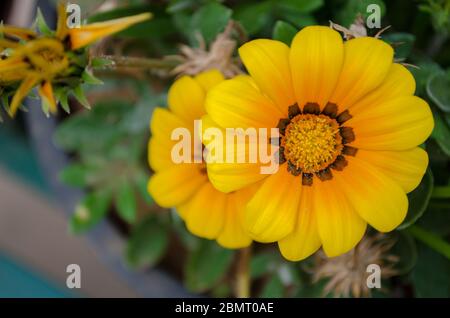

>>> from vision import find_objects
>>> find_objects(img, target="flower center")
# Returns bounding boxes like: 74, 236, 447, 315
282, 114, 342, 174
276, 102, 358, 185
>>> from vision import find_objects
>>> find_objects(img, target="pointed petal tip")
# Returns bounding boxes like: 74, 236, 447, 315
69, 12, 152, 50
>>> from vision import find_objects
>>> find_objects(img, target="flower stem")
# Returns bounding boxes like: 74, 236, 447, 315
235, 246, 251, 298
431, 186, 450, 199
94, 55, 179, 71
407, 225, 450, 260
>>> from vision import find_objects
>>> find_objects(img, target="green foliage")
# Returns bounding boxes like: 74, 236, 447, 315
383, 33, 416, 60
56, 89, 156, 231
419, 0, 450, 35
272, 21, 298, 45
70, 189, 112, 234
234, 0, 321, 36
427, 71, 450, 112
35, 8, 52, 36
190, 3, 232, 44
391, 232, 418, 274
116, 181, 137, 224
431, 110, 450, 156
412, 242, 450, 297
261, 274, 284, 298
184, 240, 234, 293
398, 169, 434, 229
126, 215, 169, 268
335, 0, 386, 27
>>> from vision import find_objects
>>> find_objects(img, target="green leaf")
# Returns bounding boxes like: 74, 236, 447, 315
72, 85, 91, 109
190, 3, 232, 44
234, 1, 272, 36
211, 284, 231, 298
336, 0, 386, 27
431, 111, 450, 156
250, 253, 274, 279
134, 170, 153, 205
407, 225, 450, 260
40, 96, 51, 117
276, 11, 316, 29
412, 242, 450, 297
126, 216, 169, 268
82, 69, 103, 85
185, 240, 234, 292
36, 8, 52, 36
171, 11, 192, 41
54, 101, 130, 151
261, 274, 284, 298
427, 72, 450, 112
167, 0, 196, 13
59, 164, 90, 187
383, 33, 415, 60
410, 60, 442, 96
275, 0, 323, 13
54, 88, 70, 113
398, 168, 434, 229
390, 231, 418, 274
272, 20, 298, 45
418, 201, 450, 236
91, 57, 115, 68
69, 190, 112, 234
116, 181, 137, 224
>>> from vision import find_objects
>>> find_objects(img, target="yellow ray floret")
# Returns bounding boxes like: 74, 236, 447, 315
69, 13, 152, 50
9, 74, 41, 117
38, 80, 57, 114
0, 25, 37, 40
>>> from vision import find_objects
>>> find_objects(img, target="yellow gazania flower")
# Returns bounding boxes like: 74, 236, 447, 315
147, 70, 253, 249
0, 4, 151, 116
204, 26, 434, 260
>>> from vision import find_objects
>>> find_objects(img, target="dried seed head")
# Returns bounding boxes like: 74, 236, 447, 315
310, 233, 399, 298
171, 21, 242, 78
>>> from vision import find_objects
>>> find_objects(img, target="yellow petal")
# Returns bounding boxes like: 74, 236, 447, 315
356, 148, 428, 193
194, 69, 225, 92
278, 185, 321, 261
239, 39, 295, 111
69, 13, 152, 50
349, 96, 434, 151
9, 74, 40, 117
180, 182, 226, 240
148, 165, 207, 207
335, 156, 408, 232
0, 38, 21, 49
0, 25, 36, 40
207, 161, 267, 193
350, 63, 416, 115
149, 107, 194, 171
330, 37, 393, 111
203, 114, 268, 193
168, 75, 206, 123
148, 137, 176, 172
38, 81, 57, 114
290, 26, 344, 109
217, 190, 253, 249
314, 179, 367, 257
0, 58, 28, 83
206, 75, 284, 129
245, 168, 300, 242
150, 107, 191, 140
56, 2, 69, 40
